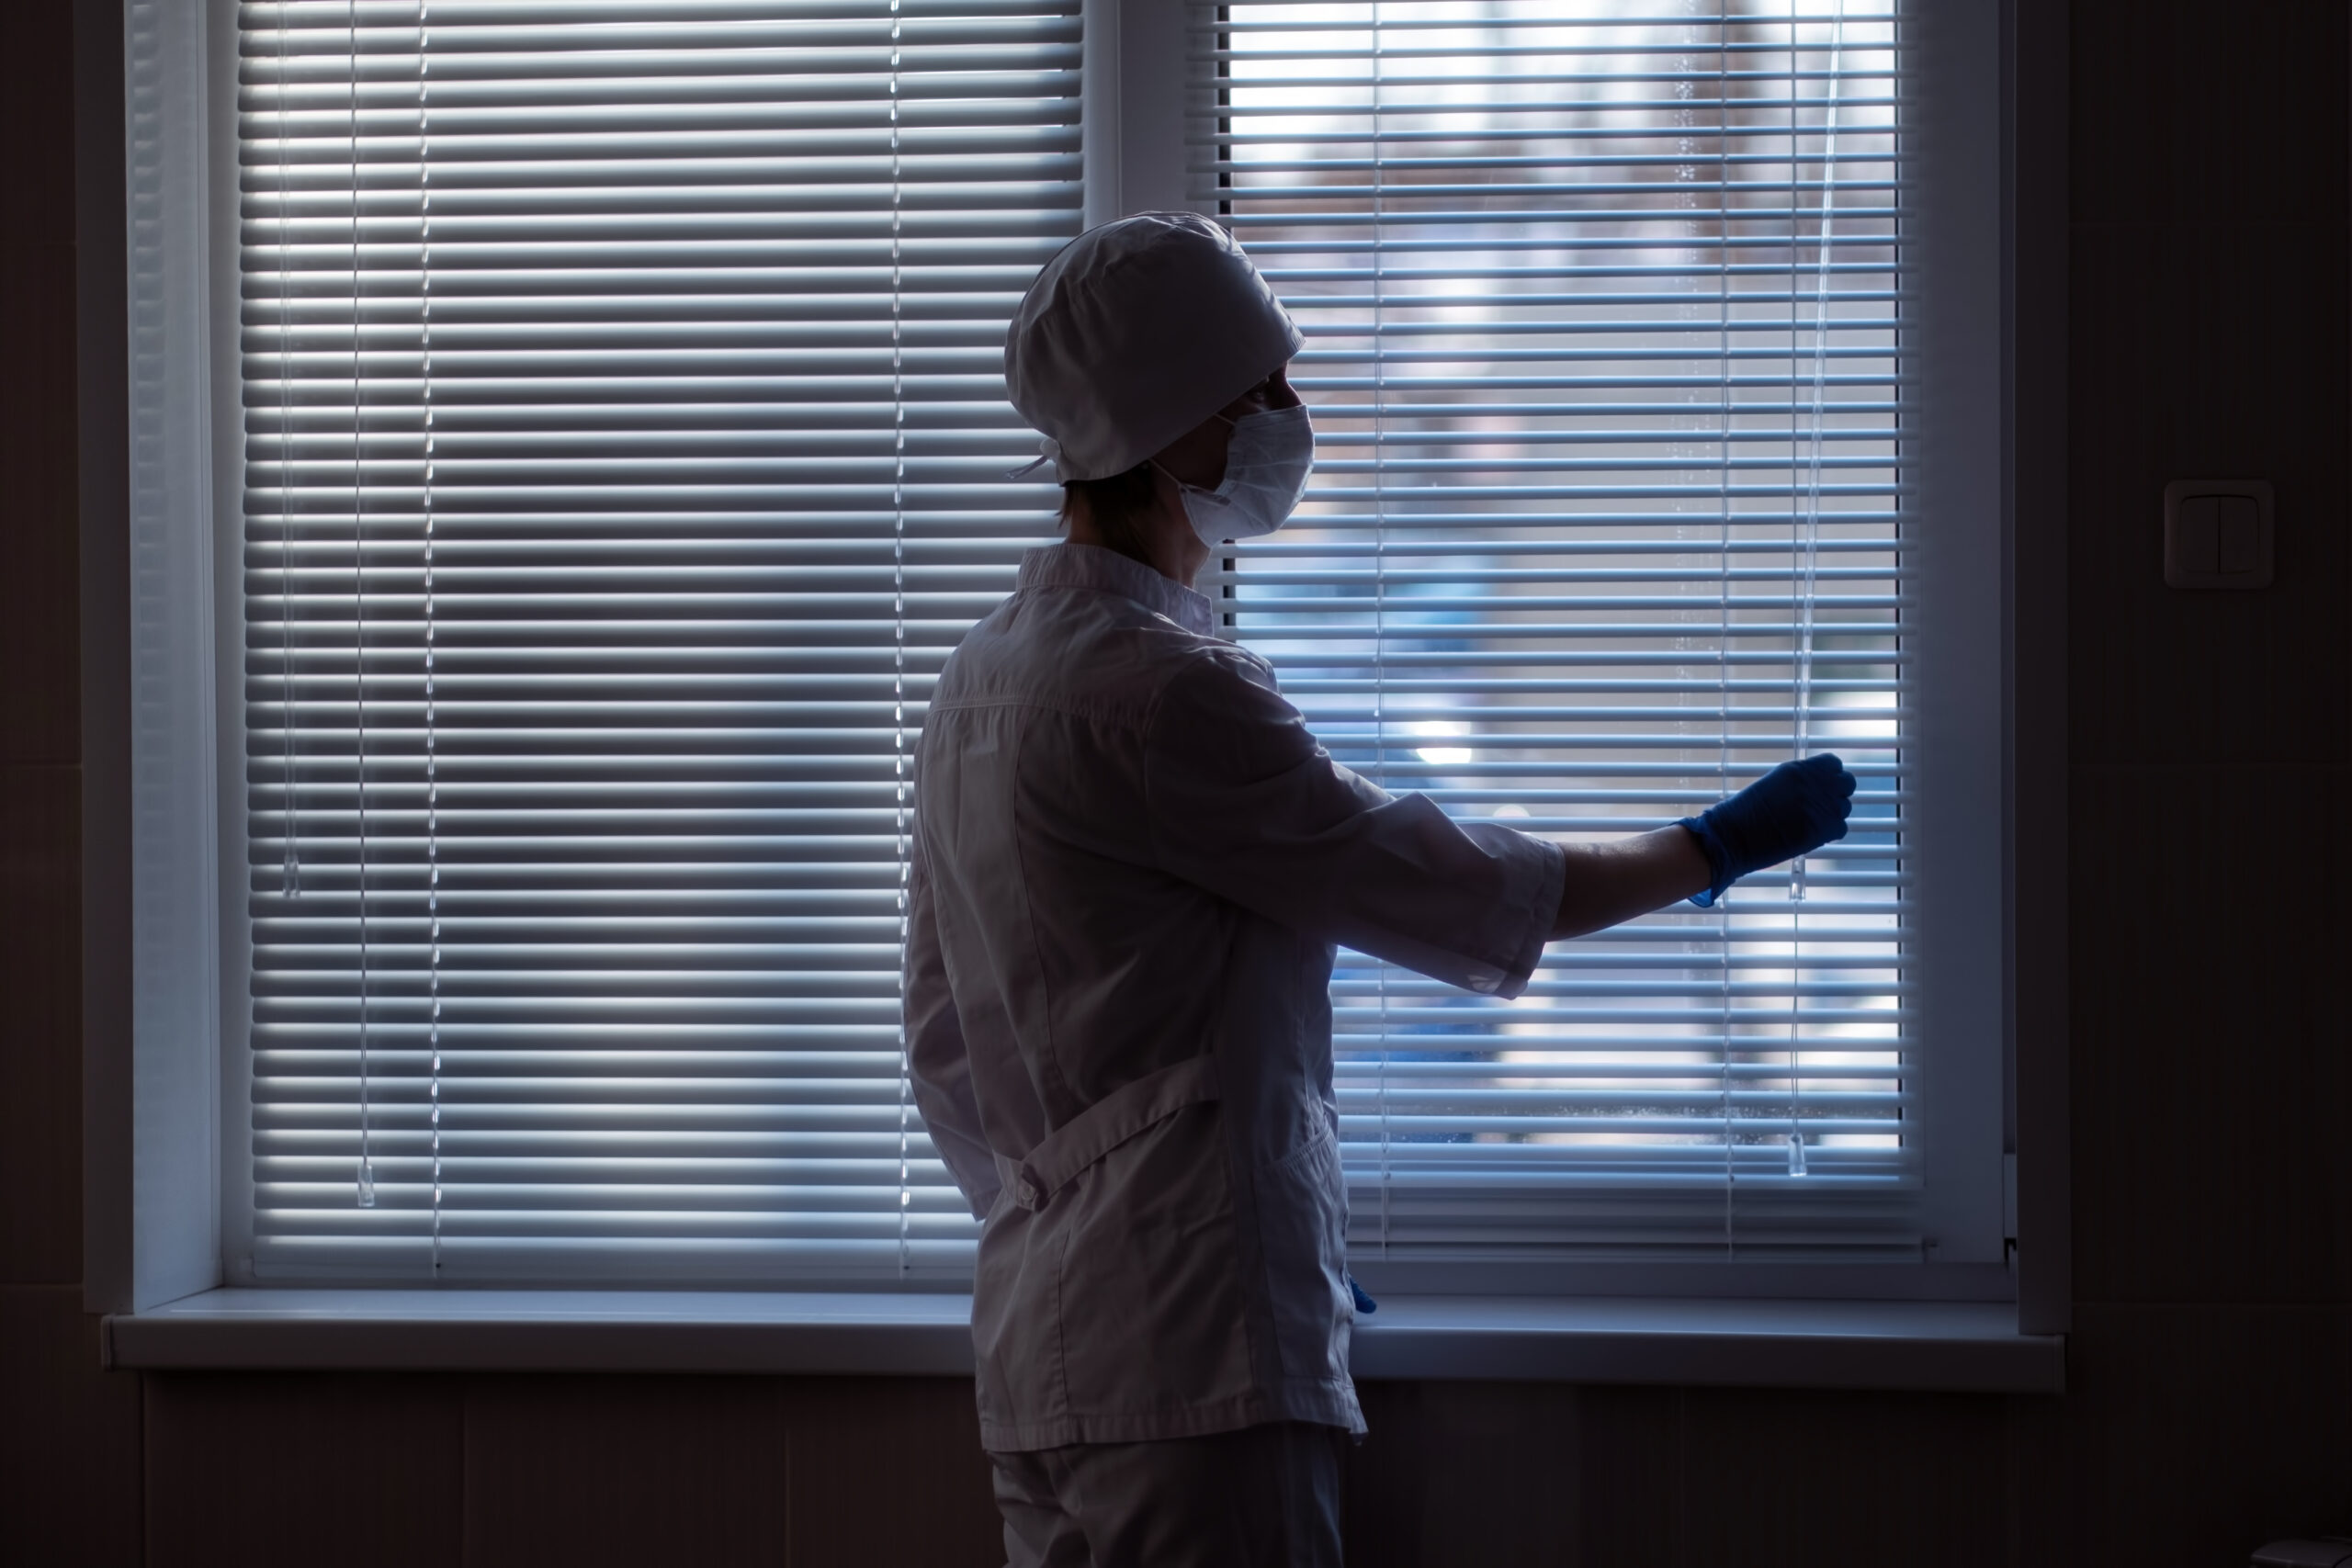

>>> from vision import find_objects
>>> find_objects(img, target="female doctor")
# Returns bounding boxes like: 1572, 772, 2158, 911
904, 212, 1855, 1568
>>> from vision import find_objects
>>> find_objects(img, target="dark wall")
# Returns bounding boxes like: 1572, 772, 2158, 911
6, 3, 2348, 1562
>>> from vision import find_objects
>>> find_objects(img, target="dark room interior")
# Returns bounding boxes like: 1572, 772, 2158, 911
4, 1, 2347, 1563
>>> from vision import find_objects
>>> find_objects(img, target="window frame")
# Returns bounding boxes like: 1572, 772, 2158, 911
80, 0, 2069, 1381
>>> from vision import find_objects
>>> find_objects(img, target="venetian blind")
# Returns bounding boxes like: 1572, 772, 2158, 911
238, 0, 1076, 1282
1197, 0, 1918, 1259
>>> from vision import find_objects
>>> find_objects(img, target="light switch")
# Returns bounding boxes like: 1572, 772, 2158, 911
2174, 495, 2220, 575
2217, 495, 2261, 574
2164, 479, 2272, 589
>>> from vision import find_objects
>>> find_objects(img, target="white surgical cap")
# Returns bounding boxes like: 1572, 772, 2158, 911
1004, 211, 1304, 482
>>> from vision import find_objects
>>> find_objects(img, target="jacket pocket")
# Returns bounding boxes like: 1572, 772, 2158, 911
1251, 1126, 1351, 1386
1053, 1100, 1253, 1417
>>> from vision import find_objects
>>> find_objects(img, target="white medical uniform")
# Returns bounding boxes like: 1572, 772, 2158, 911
907, 542, 1565, 1453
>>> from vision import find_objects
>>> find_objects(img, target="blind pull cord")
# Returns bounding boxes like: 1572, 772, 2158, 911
1786, 0, 1847, 1179
890, 0, 914, 1280
418, 1, 442, 1274
276, 1, 301, 899
1368, 0, 1391, 1261
1713, 0, 1736, 1253
349, 0, 377, 1210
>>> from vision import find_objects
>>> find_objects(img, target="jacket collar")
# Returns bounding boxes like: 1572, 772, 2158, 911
1017, 542, 1217, 637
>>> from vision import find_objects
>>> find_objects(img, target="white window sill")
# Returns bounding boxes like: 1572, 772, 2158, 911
106, 1290, 2064, 1393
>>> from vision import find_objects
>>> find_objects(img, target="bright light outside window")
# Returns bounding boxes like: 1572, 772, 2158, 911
1202, 1, 1916, 1260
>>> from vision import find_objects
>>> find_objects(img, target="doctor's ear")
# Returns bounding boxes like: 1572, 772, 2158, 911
1153, 409, 1238, 492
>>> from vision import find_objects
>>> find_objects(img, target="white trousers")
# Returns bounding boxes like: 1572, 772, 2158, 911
989, 1421, 1348, 1568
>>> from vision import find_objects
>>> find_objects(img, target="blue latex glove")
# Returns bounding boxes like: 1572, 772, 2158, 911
1347, 1273, 1377, 1315
1679, 754, 1856, 908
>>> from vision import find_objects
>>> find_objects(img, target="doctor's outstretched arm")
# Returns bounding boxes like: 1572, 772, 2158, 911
1549, 753, 1858, 941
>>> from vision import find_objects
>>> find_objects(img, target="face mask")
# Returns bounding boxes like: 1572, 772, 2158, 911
1160, 403, 1314, 546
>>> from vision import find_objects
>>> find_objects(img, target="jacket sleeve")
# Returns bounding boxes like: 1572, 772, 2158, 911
1141, 646, 1566, 999
903, 808, 1002, 1219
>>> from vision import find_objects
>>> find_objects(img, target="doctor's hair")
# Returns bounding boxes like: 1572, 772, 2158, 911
1058, 462, 1161, 567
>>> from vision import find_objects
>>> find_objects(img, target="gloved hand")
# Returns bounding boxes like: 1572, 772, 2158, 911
1679, 753, 1856, 908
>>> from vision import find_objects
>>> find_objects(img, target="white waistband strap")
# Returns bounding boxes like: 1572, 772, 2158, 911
992, 1055, 1221, 1212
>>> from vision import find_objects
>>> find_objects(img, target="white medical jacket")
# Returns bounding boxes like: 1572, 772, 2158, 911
907, 543, 1565, 1451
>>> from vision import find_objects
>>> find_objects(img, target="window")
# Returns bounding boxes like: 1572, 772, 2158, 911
1196, 0, 1997, 1278
229, 0, 1078, 1285
175, 0, 2001, 1299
